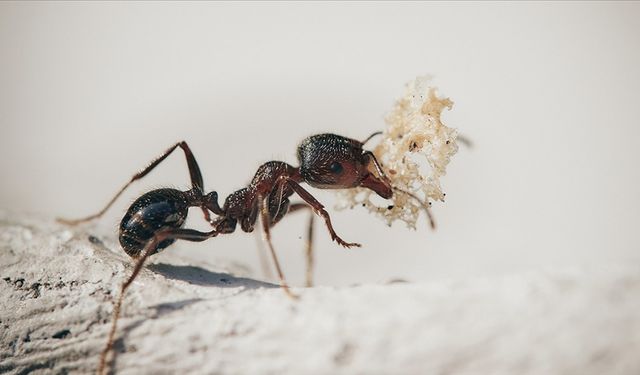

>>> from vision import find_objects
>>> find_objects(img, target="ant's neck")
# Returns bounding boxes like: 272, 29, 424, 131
289, 166, 303, 183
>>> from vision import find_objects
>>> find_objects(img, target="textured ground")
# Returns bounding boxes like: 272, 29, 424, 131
1, 212, 639, 375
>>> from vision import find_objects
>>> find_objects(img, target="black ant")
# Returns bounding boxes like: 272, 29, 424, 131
58, 132, 434, 374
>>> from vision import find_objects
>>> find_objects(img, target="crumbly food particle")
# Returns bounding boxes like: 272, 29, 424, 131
336, 76, 459, 229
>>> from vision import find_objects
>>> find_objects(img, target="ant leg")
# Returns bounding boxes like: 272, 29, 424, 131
252, 230, 274, 281
286, 179, 361, 249
201, 207, 214, 225
59, 141, 207, 225
303, 210, 315, 287
257, 195, 298, 300
98, 227, 218, 375
288, 203, 315, 287
268, 178, 315, 286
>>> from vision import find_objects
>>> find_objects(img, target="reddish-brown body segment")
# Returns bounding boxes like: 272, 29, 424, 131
58, 133, 395, 375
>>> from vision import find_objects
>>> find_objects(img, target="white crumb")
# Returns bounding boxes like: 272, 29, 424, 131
337, 76, 459, 229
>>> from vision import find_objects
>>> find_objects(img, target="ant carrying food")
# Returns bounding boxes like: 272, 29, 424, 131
58, 132, 435, 374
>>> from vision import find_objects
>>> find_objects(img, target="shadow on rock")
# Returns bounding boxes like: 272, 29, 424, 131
149, 298, 204, 317
148, 263, 278, 290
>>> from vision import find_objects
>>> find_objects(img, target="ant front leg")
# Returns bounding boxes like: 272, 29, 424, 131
58, 141, 216, 225
285, 179, 361, 249
98, 227, 218, 375
288, 203, 316, 287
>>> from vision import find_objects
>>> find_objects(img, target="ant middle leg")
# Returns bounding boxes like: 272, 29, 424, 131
253, 202, 315, 286
288, 203, 316, 287
99, 227, 218, 375
257, 195, 298, 300
58, 141, 213, 225
267, 181, 317, 286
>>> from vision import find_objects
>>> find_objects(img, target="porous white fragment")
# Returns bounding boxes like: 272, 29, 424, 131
337, 76, 459, 229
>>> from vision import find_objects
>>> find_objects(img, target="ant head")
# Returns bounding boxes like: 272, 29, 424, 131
297, 133, 392, 199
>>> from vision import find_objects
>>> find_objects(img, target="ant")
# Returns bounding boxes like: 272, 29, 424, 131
58, 132, 435, 374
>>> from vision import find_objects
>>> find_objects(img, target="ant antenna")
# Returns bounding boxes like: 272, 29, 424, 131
361, 131, 383, 146
392, 187, 436, 230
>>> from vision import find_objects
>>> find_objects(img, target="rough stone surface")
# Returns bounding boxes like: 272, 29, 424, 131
1, 212, 639, 374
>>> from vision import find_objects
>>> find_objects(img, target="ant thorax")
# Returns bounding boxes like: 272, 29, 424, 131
336, 76, 460, 229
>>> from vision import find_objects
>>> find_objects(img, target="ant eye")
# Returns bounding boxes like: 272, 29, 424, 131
329, 161, 343, 174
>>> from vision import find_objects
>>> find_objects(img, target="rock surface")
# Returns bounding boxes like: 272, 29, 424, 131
1, 212, 639, 375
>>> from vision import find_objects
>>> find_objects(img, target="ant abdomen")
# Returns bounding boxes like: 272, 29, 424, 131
119, 188, 189, 257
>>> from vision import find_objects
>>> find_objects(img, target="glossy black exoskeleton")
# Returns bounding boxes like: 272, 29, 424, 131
119, 188, 189, 256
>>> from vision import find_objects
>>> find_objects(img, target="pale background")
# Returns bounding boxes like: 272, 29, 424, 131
1, 2, 639, 286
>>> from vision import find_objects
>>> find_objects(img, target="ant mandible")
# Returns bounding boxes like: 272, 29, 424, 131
58, 132, 434, 374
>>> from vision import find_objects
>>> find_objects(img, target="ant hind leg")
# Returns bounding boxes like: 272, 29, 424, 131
59, 141, 206, 225
98, 227, 218, 375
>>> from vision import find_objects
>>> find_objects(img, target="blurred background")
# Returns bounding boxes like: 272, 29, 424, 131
1, 2, 639, 286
